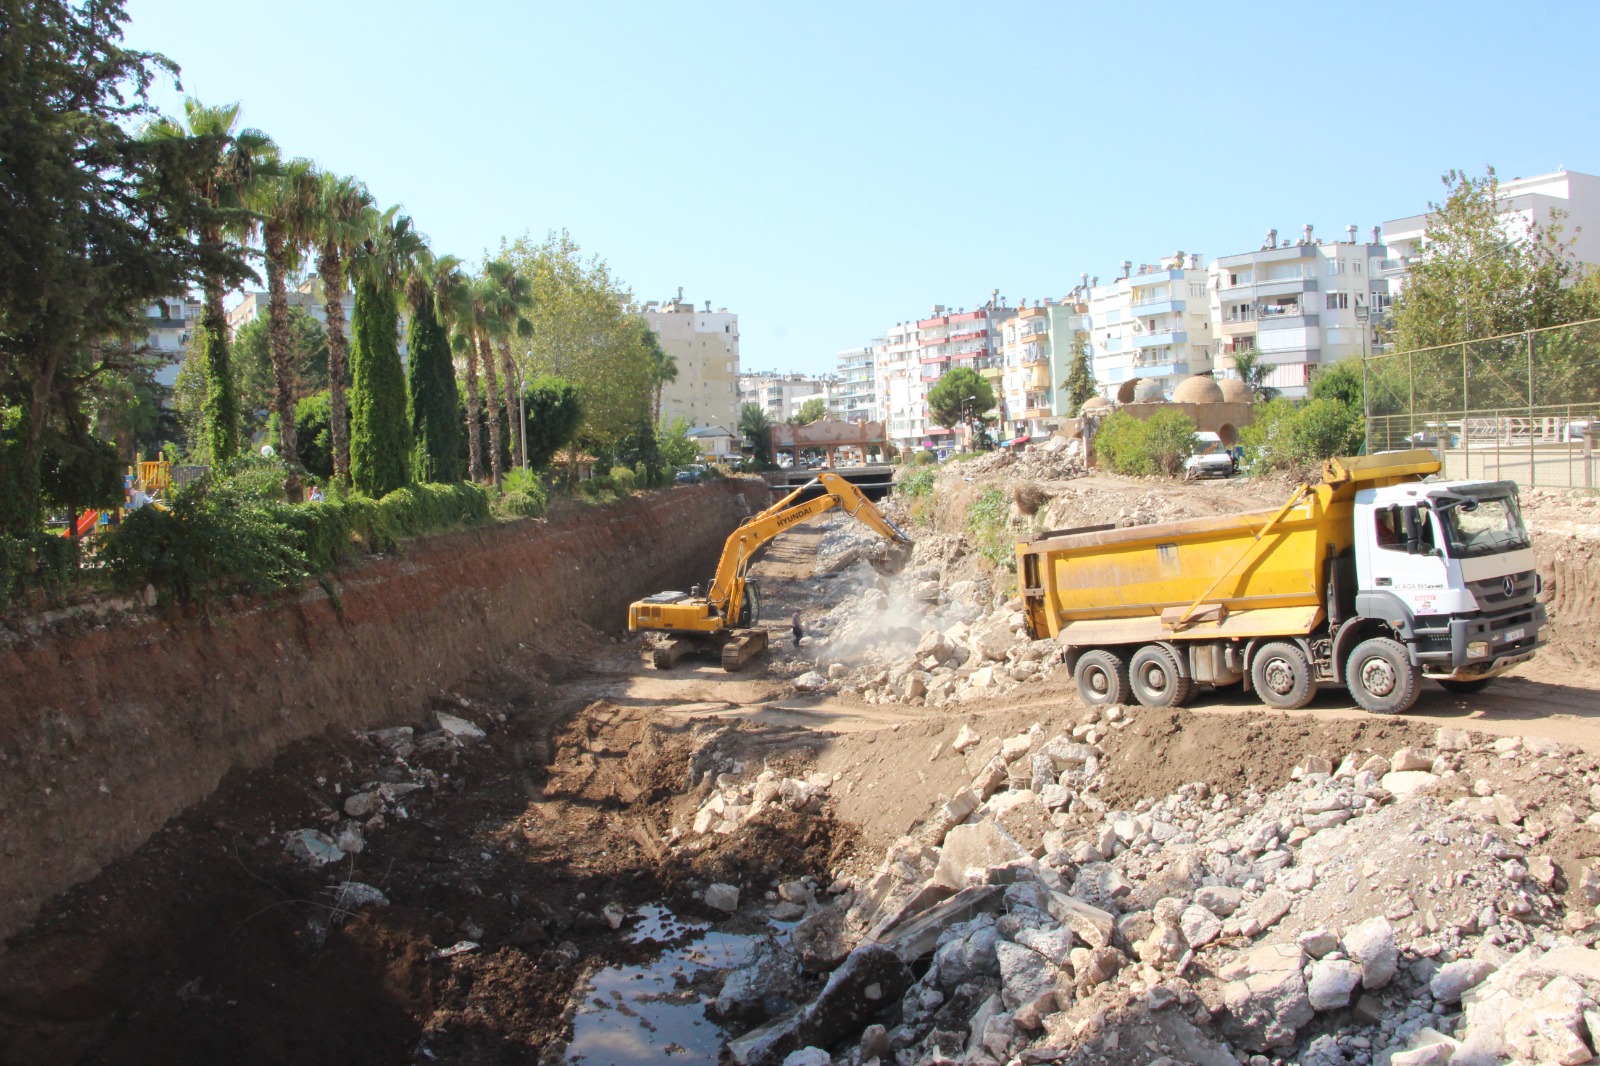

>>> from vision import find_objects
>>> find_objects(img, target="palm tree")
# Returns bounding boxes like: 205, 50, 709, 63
403, 251, 464, 483
143, 98, 275, 465
644, 327, 677, 425
482, 258, 536, 471
310, 171, 375, 486
471, 274, 507, 489
246, 153, 318, 480
1228, 348, 1279, 403
439, 268, 486, 482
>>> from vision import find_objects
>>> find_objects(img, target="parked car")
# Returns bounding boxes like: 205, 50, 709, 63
1184, 432, 1235, 479
1564, 420, 1593, 443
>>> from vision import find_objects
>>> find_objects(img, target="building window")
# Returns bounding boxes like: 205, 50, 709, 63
1228, 272, 1240, 286
1327, 259, 1347, 275
1326, 292, 1349, 311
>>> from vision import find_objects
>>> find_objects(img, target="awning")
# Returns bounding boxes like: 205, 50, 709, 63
1001, 434, 1032, 448
927, 427, 953, 436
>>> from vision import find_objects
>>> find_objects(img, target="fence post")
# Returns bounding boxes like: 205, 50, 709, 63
1527, 330, 1536, 487
1408, 352, 1415, 444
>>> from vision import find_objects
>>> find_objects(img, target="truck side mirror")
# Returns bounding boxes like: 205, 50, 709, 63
1401, 505, 1422, 554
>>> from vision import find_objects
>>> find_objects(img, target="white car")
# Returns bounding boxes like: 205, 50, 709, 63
1185, 432, 1235, 479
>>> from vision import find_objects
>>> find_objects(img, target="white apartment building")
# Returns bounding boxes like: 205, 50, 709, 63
874, 320, 924, 452
739, 372, 830, 423
1087, 254, 1213, 400
642, 290, 740, 431
142, 295, 203, 388
227, 277, 354, 338
1208, 225, 1390, 398
874, 300, 1014, 453
832, 344, 877, 422
1380, 169, 1600, 297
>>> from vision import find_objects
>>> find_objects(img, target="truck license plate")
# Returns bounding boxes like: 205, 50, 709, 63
1502, 627, 1526, 642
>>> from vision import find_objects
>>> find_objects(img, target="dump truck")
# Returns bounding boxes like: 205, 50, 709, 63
629, 472, 913, 671
1017, 450, 1546, 714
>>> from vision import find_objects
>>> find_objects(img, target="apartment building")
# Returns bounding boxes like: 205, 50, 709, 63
1380, 169, 1600, 297
641, 290, 740, 431
874, 320, 924, 452
995, 297, 1090, 439
1086, 254, 1213, 400
832, 344, 878, 422
1208, 225, 1390, 398
738, 372, 830, 423
140, 295, 203, 388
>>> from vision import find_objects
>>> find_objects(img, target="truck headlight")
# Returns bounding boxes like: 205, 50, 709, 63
1466, 641, 1489, 659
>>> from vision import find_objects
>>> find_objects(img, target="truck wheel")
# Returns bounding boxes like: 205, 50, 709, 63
1436, 677, 1494, 695
1129, 644, 1187, 708
1250, 641, 1317, 710
1347, 637, 1421, 714
1075, 649, 1131, 707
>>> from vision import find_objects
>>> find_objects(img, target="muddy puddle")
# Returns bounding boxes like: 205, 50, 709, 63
564, 905, 755, 1064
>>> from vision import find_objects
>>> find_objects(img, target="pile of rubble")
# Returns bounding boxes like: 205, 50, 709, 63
694, 720, 1600, 1066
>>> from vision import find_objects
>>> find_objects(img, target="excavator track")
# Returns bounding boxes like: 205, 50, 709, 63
650, 637, 694, 670
720, 628, 768, 672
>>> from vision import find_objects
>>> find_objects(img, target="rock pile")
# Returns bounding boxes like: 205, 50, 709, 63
701, 722, 1600, 1066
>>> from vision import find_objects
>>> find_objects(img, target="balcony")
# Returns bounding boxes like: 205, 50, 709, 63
1028, 364, 1051, 389
1130, 362, 1188, 378
949, 328, 987, 343
1129, 268, 1184, 288
919, 351, 951, 365
1219, 318, 1256, 336
1134, 330, 1187, 348
917, 315, 948, 329
918, 334, 946, 348
1131, 299, 1184, 317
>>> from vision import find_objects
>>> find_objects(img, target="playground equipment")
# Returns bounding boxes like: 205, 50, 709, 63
59, 456, 173, 538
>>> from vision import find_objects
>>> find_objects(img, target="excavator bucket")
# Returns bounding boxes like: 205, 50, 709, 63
869, 539, 915, 577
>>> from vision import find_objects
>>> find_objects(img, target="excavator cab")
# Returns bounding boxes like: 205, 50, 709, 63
628, 473, 913, 672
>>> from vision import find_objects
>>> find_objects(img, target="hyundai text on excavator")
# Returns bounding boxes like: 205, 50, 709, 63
628, 472, 914, 671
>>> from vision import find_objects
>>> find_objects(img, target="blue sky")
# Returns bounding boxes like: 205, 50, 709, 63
124, 0, 1600, 376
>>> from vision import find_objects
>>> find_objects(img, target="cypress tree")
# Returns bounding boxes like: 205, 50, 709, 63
199, 307, 240, 464
406, 301, 461, 483
349, 279, 413, 497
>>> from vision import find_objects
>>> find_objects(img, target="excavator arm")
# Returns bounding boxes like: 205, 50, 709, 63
704, 472, 912, 625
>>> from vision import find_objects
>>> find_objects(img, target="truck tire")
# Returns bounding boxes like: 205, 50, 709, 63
1129, 644, 1187, 708
1075, 649, 1131, 707
1436, 677, 1494, 695
1347, 637, 1421, 714
1250, 641, 1317, 710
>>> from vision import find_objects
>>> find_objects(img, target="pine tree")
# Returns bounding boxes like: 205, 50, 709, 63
348, 277, 412, 497
405, 289, 462, 483
1063, 337, 1098, 416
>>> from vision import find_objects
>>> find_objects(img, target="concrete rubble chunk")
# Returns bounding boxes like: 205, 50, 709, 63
792, 671, 829, 692
792, 905, 852, 973
284, 828, 344, 866
1306, 958, 1363, 1011
1494, 794, 1524, 826
435, 711, 485, 739
1195, 885, 1243, 918
1342, 916, 1398, 989
715, 940, 804, 1022
1014, 926, 1074, 966
1180, 905, 1223, 950
1250, 890, 1291, 933
995, 939, 1060, 1014
1431, 957, 1495, 1003
1000, 733, 1033, 762
879, 885, 1004, 964
1047, 892, 1115, 949
705, 883, 741, 913
933, 820, 1030, 890
1297, 927, 1339, 958
1381, 770, 1439, 797
330, 881, 389, 911
1220, 942, 1313, 1051
728, 944, 913, 1066
1436, 726, 1472, 751
779, 1050, 830, 1066
1390, 747, 1436, 772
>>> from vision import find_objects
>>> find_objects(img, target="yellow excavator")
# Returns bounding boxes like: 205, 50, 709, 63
628, 472, 915, 671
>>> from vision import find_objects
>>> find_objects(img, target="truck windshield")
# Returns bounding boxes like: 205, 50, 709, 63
1433, 486, 1530, 559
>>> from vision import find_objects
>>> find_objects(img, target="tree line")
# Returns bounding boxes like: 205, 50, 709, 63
0, 0, 681, 544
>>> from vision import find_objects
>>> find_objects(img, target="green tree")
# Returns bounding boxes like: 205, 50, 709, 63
310, 171, 375, 485
644, 329, 677, 425
483, 257, 535, 473
246, 153, 320, 474
658, 416, 701, 468
521, 375, 583, 469
1062, 336, 1098, 416
793, 397, 828, 425
467, 273, 508, 488
1093, 409, 1196, 476
739, 402, 773, 467
143, 99, 275, 466
1227, 349, 1278, 403
498, 231, 654, 479
431, 259, 484, 482
926, 367, 997, 448
404, 252, 463, 483
292, 390, 340, 479
1308, 361, 1364, 408
234, 308, 328, 429
347, 207, 420, 498
1391, 167, 1589, 354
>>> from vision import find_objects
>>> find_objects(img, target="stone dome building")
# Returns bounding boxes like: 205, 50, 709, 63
1172, 375, 1225, 405
1217, 377, 1254, 404
1133, 379, 1166, 403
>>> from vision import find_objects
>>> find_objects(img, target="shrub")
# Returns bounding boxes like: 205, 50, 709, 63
609, 465, 637, 496
1239, 397, 1362, 475
897, 468, 938, 500
1093, 410, 1197, 477
579, 474, 615, 500
965, 487, 1014, 568
0, 533, 78, 609
911, 450, 938, 466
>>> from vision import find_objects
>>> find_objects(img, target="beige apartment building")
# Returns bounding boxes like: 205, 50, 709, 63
642, 289, 740, 431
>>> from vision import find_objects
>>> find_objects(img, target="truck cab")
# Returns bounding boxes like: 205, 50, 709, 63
1352, 480, 1546, 684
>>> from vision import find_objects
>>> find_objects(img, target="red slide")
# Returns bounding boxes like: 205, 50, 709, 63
62, 510, 100, 537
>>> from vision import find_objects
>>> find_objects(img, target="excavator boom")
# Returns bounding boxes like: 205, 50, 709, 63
628, 473, 913, 671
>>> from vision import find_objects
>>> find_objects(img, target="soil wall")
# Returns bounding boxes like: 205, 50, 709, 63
0, 479, 766, 942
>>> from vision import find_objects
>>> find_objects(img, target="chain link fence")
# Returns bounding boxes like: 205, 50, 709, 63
1364, 318, 1600, 488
